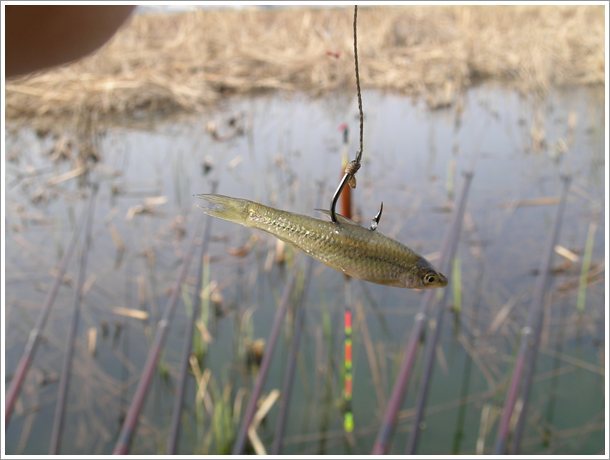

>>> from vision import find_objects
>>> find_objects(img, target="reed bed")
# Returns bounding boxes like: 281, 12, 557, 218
6, 5, 605, 123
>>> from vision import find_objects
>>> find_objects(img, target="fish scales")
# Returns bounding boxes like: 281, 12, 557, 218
246, 204, 412, 281
197, 194, 447, 289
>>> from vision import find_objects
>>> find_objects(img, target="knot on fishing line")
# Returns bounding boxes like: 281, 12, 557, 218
344, 159, 361, 176
345, 159, 361, 189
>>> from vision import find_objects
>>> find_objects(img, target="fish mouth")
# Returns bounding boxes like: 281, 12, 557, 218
437, 272, 449, 287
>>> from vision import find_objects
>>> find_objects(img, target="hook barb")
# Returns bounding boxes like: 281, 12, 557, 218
369, 202, 383, 231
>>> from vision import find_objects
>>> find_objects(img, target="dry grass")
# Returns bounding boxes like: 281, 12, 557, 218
5, 5, 605, 122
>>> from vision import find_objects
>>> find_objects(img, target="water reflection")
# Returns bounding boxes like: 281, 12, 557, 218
4, 85, 605, 454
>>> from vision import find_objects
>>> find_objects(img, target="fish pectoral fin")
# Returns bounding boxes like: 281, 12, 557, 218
314, 209, 361, 226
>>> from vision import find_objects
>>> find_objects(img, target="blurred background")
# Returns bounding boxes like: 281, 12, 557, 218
4, 4, 606, 455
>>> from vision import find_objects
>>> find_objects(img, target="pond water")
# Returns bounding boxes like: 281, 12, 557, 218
4, 84, 606, 455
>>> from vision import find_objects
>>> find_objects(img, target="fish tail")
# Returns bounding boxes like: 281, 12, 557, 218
195, 194, 252, 227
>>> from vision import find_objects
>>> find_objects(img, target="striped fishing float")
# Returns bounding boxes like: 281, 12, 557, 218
343, 307, 354, 433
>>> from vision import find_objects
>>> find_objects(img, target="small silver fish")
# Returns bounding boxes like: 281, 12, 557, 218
196, 194, 447, 289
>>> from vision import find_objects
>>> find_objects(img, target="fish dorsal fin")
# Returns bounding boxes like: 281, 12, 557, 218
315, 209, 361, 226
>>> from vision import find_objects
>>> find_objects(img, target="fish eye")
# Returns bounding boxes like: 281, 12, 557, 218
424, 273, 436, 284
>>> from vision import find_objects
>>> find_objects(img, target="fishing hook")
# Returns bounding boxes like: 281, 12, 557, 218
330, 159, 360, 223
329, 162, 383, 231
330, 174, 351, 223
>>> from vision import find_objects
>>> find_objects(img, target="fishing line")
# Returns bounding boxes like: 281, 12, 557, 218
329, 5, 382, 226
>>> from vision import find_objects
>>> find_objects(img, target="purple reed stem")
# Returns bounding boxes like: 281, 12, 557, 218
495, 175, 570, 454
406, 288, 453, 454
49, 184, 98, 454
166, 184, 216, 454
372, 171, 474, 455
271, 184, 323, 454
5, 201, 87, 426
406, 172, 473, 454
271, 259, 314, 454
113, 215, 204, 455
232, 272, 297, 454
